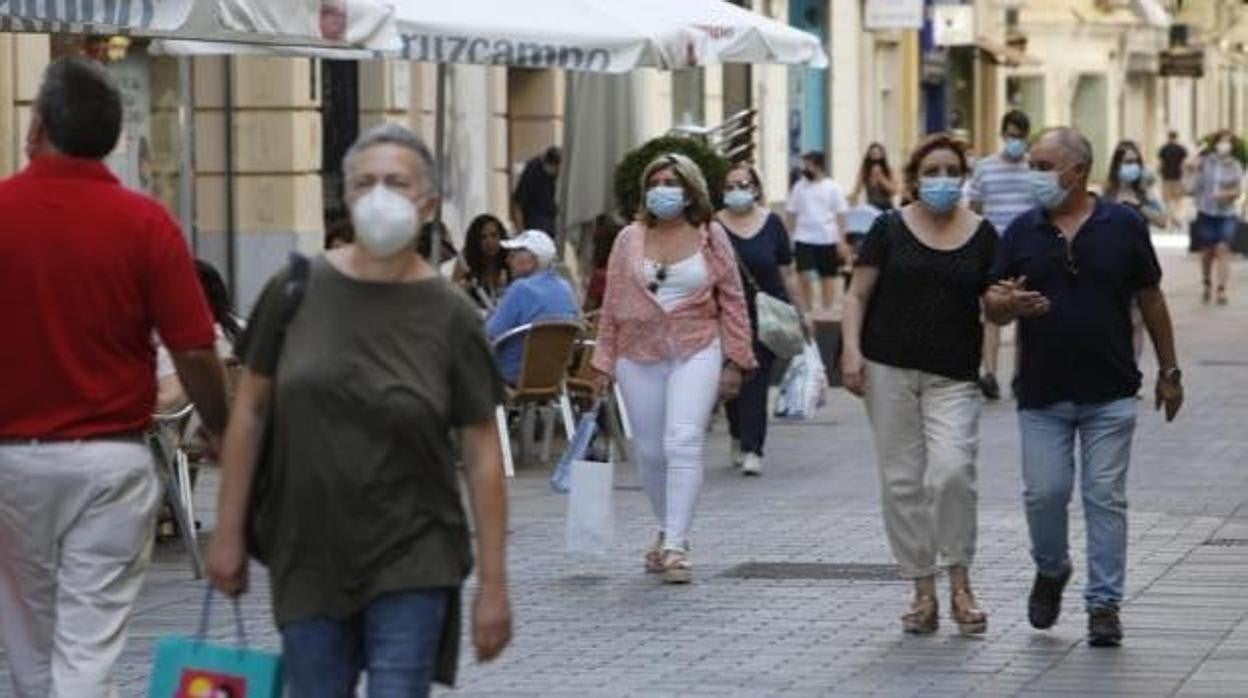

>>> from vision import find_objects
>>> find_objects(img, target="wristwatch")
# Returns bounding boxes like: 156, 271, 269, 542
1160, 367, 1182, 383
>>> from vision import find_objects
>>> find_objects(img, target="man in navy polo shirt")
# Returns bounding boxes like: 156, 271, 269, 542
985, 127, 1184, 648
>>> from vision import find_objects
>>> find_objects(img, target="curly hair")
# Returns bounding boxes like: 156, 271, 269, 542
462, 213, 509, 279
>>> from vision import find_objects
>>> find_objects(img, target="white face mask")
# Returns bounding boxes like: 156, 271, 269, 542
350, 185, 420, 259
1217, 140, 1233, 157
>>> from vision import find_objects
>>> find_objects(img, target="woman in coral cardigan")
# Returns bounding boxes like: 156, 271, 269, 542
592, 152, 756, 584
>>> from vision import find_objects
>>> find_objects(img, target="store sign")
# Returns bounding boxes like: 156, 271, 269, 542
0, 0, 193, 32
933, 6, 975, 47
864, 0, 923, 31
1160, 50, 1204, 78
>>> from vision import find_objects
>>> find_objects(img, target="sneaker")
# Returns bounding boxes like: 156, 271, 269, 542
1088, 608, 1123, 647
741, 453, 762, 477
1028, 567, 1072, 629
978, 373, 1001, 401
730, 439, 743, 468
661, 549, 692, 584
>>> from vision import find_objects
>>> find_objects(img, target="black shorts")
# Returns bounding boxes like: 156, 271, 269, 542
794, 242, 843, 277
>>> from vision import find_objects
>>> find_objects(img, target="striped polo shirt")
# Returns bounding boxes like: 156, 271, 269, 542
967, 153, 1034, 234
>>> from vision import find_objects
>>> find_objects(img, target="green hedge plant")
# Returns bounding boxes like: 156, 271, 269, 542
613, 135, 730, 221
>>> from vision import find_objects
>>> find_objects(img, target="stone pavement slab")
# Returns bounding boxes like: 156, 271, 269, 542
1, 244, 1245, 697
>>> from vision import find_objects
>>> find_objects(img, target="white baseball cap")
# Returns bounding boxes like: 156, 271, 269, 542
501, 229, 557, 265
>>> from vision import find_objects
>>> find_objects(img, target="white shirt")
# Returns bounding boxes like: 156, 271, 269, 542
645, 252, 708, 312
786, 176, 849, 245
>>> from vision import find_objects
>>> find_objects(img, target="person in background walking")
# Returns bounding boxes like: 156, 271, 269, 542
1185, 129, 1242, 305
0, 58, 230, 697
786, 151, 851, 310
850, 142, 899, 212
207, 123, 511, 695
987, 127, 1183, 648
592, 153, 756, 584
841, 134, 997, 637
1157, 131, 1189, 233
511, 146, 561, 237
716, 164, 812, 477
967, 109, 1033, 401
487, 229, 580, 386
454, 213, 512, 311
1105, 139, 1168, 360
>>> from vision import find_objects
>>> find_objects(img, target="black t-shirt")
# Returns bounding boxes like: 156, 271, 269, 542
992, 198, 1162, 409
1159, 142, 1188, 181
512, 157, 558, 234
857, 212, 998, 382
722, 212, 793, 302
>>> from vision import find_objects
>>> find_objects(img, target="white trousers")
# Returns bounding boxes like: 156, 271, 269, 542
616, 340, 723, 551
0, 439, 161, 698
863, 361, 982, 578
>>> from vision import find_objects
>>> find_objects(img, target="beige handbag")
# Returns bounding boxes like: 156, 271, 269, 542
734, 255, 806, 359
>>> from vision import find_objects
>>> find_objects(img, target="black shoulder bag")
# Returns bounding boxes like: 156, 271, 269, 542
245, 252, 310, 565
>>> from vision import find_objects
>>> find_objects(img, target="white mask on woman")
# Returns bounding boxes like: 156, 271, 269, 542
351, 185, 420, 259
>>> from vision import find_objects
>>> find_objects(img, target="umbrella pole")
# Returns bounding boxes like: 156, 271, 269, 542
430, 62, 448, 269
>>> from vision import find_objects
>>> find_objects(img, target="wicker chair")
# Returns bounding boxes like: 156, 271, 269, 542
491, 319, 583, 477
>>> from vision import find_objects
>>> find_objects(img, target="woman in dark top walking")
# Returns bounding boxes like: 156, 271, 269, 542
716, 164, 812, 476
850, 142, 899, 212
840, 134, 997, 637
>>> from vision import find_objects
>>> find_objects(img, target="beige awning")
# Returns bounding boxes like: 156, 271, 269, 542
975, 36, 1041, 68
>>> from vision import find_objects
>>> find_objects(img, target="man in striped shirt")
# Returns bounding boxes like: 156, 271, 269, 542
968, 109, 1033, 400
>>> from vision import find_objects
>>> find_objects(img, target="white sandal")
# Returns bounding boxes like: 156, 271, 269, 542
644, 534, 665, 573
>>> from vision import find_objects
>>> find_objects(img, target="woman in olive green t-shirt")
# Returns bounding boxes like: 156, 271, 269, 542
206, 123, 511, 696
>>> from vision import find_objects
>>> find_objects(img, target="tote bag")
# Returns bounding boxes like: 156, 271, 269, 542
148, 588, 283, 698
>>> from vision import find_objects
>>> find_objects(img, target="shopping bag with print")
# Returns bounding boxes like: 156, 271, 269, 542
801, 340, 828, 413
148, 588, 283, 698
565, 457, 614, 558
551, 401, 602, 493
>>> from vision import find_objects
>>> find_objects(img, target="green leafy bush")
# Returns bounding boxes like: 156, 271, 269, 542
613, 136, 730, 220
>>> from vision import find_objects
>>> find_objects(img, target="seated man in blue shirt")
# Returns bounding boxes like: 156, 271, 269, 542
487, 229, 580, 384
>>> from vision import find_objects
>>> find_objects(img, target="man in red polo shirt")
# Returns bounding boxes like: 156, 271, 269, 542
0, 57, 228, 697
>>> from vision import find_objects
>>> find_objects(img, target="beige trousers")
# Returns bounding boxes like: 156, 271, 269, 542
863, 361, 982, 578
0, 439, 161, 698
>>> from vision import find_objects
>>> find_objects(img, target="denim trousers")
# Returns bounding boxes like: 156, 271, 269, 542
281, 589, 451, 698
1019, 399, 1137, 611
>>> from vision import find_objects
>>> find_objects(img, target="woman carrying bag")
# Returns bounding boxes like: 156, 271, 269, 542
716, 163, 812, 476
591, 152, 756, 584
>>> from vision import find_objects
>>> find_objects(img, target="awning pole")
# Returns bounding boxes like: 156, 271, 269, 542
431, 62, 448, 268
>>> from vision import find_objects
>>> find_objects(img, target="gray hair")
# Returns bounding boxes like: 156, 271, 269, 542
342, 122, 439, 193
1039, 127, 1094, 168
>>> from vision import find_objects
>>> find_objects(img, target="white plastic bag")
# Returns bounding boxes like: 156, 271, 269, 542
774, 341, 827, 420
564, 459, 614, 557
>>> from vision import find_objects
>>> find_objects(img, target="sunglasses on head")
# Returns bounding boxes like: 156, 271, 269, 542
648, 263, 668, 294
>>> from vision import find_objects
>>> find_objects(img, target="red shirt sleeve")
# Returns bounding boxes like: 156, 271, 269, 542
144, 207, 216, 352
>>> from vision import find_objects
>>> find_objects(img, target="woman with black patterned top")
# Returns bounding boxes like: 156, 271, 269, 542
840, 134, 998, 637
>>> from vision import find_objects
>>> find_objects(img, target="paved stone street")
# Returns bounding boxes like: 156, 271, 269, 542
3, 241, 1246, 697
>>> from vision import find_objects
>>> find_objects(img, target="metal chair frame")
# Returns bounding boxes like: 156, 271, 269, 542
491, 320, 583, 477
147, 402, 204, 579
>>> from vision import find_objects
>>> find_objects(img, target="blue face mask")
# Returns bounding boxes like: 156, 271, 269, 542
723, 189, 755, 212
646, 186, 687, 221
1003, 137, 1028, 161
1119, 162, 1142, 183
1030, 170, 1069, 209
918, 176, 963, 214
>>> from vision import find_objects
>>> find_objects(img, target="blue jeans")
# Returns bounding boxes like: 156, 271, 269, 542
1019, 399, 1136, 611
281, 589, 451, 698
1195, 212, 1239, 249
